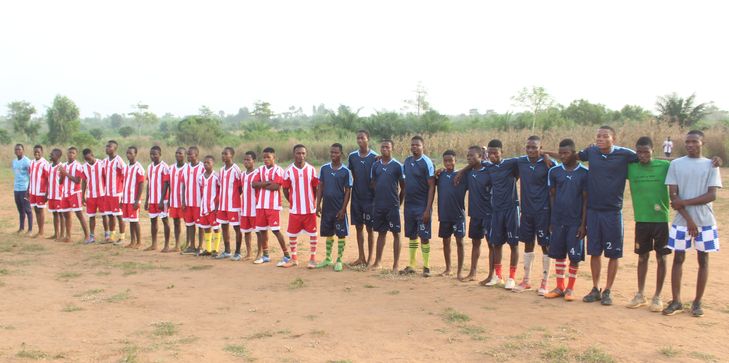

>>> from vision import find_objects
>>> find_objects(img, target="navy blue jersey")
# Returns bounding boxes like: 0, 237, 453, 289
517, 156, 552, 215
403, 154, 435, 211
319, 163, 353, 214
466, 163, 492, 217
488, 158, 519, 212
437, 169, 466, 222
578, 145, 637, 211
548, 163, 589, 226
347, 149, 378, 202
370, 159, 404, 209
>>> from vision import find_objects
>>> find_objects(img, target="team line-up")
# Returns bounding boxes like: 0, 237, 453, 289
10, 126, 722, 317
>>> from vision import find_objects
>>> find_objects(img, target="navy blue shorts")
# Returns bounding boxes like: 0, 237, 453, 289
350, 197, 373, 227
404, 208, 431, 240
548, 224, 585, 263
468, 215, 491, 240
320, 211, 349, 238
438, 219, 465, 238
587, 209, 624, 258
372, 207, 401, 233
519, 212, 550, 246
489, 207, 520, 246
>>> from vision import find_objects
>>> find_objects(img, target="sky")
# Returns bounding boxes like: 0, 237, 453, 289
1, 0, 727, 118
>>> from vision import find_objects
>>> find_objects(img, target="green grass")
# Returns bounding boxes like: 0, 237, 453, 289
119, 344, 139, 363
363, 284, 377, 288
16, 344, 47, 360
442, 308, 470, 323
576, 346, 615, 363
458, 325, 486, 340
151, 321, 178, 337
289, 277, 305, 289
56, 271, 81, 280
106, 289, 132, 303
20, 243, 46, 253
386, 290, 400, 295
62, 304, 84, 312
0, 268, 8, 275
542, 346, 570, 362
74, 288, 104, 297
223, 344, 249, 358
658, 346, 681, 358
309, 329, 327, 337
115, 261, 167, 275
689, 351, 719, 363
327, 360, 353, 363
189, 264, 213, 271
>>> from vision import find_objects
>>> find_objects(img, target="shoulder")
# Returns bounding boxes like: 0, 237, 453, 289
614, 146, 636, 155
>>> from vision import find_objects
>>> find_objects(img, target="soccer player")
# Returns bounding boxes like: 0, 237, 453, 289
252, 147, 290, 265
27, 145, 49, 237
400, 136, 436, 277
183, 146, 205, 254
348, 130, 378, 266
46, 149, 65, 241
544, 139, 588, 301
239, 151, 259, 261
145, 146, 170, 251
12, 144, 32, 234
81, 148, 106, 244
370, 139, 405, 272
282, 144, 320, 268
316, 143, 352, 271
197, 155, 221, 256
625, 137, 671, 311
121, 146, 145, 249
460, 146, 492, 282
160, 147, 187, 252
216, 147, 242, 260
663, 130, 722, 317
435, 150, 467, 278
103, 140, 126, 243
515, 136, 554, 294
58, 147, 90, 243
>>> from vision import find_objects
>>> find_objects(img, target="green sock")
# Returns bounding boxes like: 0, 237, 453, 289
408, 240, 418, 268
325, 238, 334, 261
263, 250, 269, 257
337, 239, 346, 262
421, 243, 431, 269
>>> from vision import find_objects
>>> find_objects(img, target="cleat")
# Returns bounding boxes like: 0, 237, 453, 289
316, 259, 333, 269
512, 280, 532, 293
691, 301, 704, 317
253, 256, 271, 264
484, 276, 504, 287
601, 289, 613, 306
537, 279, 548, 296
215, 252, 232, 260
399, 266, 417, 275
544, 288, 565, 299
307, 260, 317, 269
334, 261, 343, 272
84, 236, 96, 244
423, 267, 431, 278
626, 292, 648, 309
564, 289, 576, 301
583, 287, 602, 303
182, 247, 197, 255
282, 259, 299, 268
649, 296, 664, 312
504, 278, 516, 290
662, 300, 684, 316
230, 253, 242, 261
276, 256, 291, 267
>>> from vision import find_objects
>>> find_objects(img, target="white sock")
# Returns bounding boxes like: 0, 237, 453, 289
542, 254, 551, 281
523, 252, 535, 282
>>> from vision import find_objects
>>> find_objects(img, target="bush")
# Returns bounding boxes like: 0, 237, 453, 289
0, 129, 11, 145
118, 126, 134, 137
89, 128, 104, 140
71, 132, 99, 149
175, 115, 223, 148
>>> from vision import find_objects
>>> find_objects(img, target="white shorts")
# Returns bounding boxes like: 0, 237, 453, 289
668, 224, 719, 252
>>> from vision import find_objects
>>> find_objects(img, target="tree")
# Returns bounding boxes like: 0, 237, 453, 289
416, 110, 450, 135
252, 101, 274, 122
511, 86, 554, 133
328, 105, 362, 135
46, 95, 80, 144
562, 99, 610, 126
129, 103, 158, 136
109, 113, 125, 129
89, 128, 104, 139
403, 82, 431, 116
656, 93, 710, 127
176, 115, 223, 147
118, 126, 134, 137
7, 101, 36, 140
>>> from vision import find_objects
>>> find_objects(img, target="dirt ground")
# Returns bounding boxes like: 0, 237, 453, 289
0, 169, 727, 363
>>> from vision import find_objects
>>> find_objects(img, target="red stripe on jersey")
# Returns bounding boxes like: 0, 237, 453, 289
47, 163, 64, 200
284, 163, 319, 215
84, 160, 106, 199
62, 160, 85, 197
168, 163, 186, 208
240, 169, 259, 217
218, 164, 241, 212
147, 161, 170, 205
254, 165, 284, 210
184, 162, 205, 208
122, 162, 145, 204
29, 158, 49, 196
198, 172, 219, 216
104, 155, 125, 197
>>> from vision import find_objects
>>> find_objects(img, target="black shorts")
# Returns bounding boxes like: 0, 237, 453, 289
372, 207, 401, 233
350, 197, 373, 227
489, 207, 520, 246
320, 212, 349, 238
635, 222, 671, 256
468, 215, 492, 240
519, 212, 550, 246
439, 219, 465, 238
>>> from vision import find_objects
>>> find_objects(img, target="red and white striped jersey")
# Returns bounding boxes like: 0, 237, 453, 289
83, 159, 106, 199
197, 172, 220, 216
122, 161, 145, 204
254, 164, 284, 210
167, 163, 186, 208
218, 164, 241, 212
240, 169, 259, 217
62, 160, 85, 197
283, 163, 320, 215
184, 162, 205, 208
104, 155, 126, 197
29, 158, 49, 196
47, 163, 65, 201
147, 161, 170, 205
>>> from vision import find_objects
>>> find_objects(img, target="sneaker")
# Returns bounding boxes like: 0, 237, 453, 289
276, 256, 291, 267
662, 300, 684, 316
583, 287, 602, 303
649, 296, 664, 312
215, 252, 231, 260
210, 251, 219, 258
307, 260, 317, 269
512, 280, 532, 293
334, 261, 343, 272
544, 288, 565, 299
691, 301, 704, 317
627, 292, 647, 309
198, 250, 212, 257
182, 247, 197, 255
504, 278, 517, 290
316, 259, 333, 269
282, 259, 299, 268
84, 236, 96, 244
399, 266, 417, 275
423, 267, 431, 278
564, 289, 576, 301
537, 279, 548, 296
230, 253, 242, 261
484, 276, 504, 287
601, 289, 613, 306
254, 256, 271, 264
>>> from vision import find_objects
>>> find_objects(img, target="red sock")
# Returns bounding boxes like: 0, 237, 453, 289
555, 259, 566, 291
289, 237, 298, 260
567, 265, 578, 290
509, 265, 517, 279
494, 264, 503, 279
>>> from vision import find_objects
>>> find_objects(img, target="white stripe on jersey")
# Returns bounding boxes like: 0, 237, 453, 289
47, 163, 64, 200
218, 164, 241, 212
185, 162, 205, 208
255, 165, 284, 210
147, 161, 169, 205
29, 158, 49, 196
62, 160, 84, 197
168, 163, 186, 208
198, 172, 219, 216
84, 160, 106, 199
284, 163, 318, 215
104, 155, 125, 197
240, 169, 259, 217
122, 162, 145, 204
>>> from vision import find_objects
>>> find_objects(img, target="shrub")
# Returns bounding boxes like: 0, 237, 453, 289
118, 126, 134, 137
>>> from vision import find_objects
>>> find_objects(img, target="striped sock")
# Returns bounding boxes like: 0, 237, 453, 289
567, 265, 578, 290
337, 239, 345, 262
555, 258, 567, 291
495, 263, 503, 279
325, 238, 334, 261
289, 237, 298, 260
509, 265, 517, 279
421, 243, 430, 268
542, 254, 551, 281
523, 252, 535, 283
409, 240, 418, 268
309, 237, 318, 260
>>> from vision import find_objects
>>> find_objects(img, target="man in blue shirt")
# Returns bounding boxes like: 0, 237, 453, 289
461, 145, 492, 282
316, 143, 353, 272
348, 130, 378, 267
401, 136, 436, 277
12, 144, 33, 234
436, 150, 467, 279
369, 139, 405, 273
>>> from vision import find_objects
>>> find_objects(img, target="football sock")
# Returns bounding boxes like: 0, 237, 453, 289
421, 242, 430, 269
567, 265, 578, 290
555, 258, 567, 291
542, 254, 551, 281
324, 238, 334, 261
289, 237, 298, 260
408, 240, 418, 268
522, 251, 535, 283
337, 239, 345, 262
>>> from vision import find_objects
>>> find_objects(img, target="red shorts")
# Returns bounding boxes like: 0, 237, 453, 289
48, 199, 62, 212
168, 207, 183, 219
148, 203, 168, 219
255, 209, 280, 231
183, 206, 201, 226
196, 211, 219, 229
287, 213, 318, 236
216, 210, 240, 226
86, 197, 103, 216
29, 194, 47, 208
104, 195, 122, 216
239, 215, 257, 232
122, 203, 140, 222
61, 193, 82, 212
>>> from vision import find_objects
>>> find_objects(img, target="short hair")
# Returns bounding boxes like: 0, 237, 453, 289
443, 149, 457, 157
188, 146, 199, 155
468, 145, 484, 157
636, 136, 653, 148
263, 147, 275, 154
68, 146, 78, 152
330, 143, 343, 152
357, 129, 370, 138
150, 145, 161, 153
176, 147, 187, 153
487, 139, 502, 149
51, 148, 62, 157
107, 140, 118, 146
204, 155, 215, 161
33, 144, 43, 151
82, 148, 93, 156
292, 144, 306, 153
245, 151, 257, 160
15, 144, 24, 150
411, 135, 424, 144
223, 147, 235, 155
381, 139, 394, 147
527, 135, 541, 142
559, 138, 576, 149
127, 146, 138, 154
599, 125, 616, 137
687, 130, 705, 138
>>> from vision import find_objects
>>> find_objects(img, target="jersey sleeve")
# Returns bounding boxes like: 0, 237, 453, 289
547, 167, 556, 187
310, 167, 320, 188
425, 157, 435, 178
162, 165, 171, 182
578, 148, 589, 162
346, 168, 353, 188
709, 166, 723, 188
136, 166, 145, 183
281, 168, 292, 189
664, 161, 678, 186
273, 167, 284, 185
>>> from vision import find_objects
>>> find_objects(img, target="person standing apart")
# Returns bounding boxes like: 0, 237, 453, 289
12, 144, 32, 234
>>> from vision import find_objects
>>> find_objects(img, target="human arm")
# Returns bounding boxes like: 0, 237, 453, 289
339, 187, 351, 221
577, 191, 587, 240
669, 184, 699, 237
398, 179, 405, 206
671, 187, 718, 210
423, 177, 435, 223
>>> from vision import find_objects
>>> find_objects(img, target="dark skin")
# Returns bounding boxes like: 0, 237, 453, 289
144, 149, 170, 251
370, 141, 405, 273
241, 154, 257, 260
522, 139, 552, 257
200, 158, 216, 237
58, 149, 90, 242
315, 146, 352, 222
668, 134, 718, 306
159, 148, 186, 251
105, 142, 125, 239
351, 131, 375, 266
220, 149, 240, 255
47, 151, 65, 241
27, 147, 46, 237
408, 139, 436, 249
123, 148, 144, 249
184, 149, 204, 250
80, 152, 109, 240
251, 152, 288, 258
437, 154, 464, 278
282, 146, 318, 267
461, 148, 486, 282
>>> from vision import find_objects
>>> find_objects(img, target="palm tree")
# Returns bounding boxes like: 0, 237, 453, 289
656, 93, 710, 127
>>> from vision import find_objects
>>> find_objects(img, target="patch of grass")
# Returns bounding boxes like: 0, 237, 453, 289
223, 344, 249, 358
386, 290, 400, 295
458, 325, 485, 340
289, 277, 305, 289
151, 321, 178, 337
20, 244, 46, 252
576, 346, 615, 363
189, 264, 213, 271
16, 344, 47, 360
542, 346, 570, 362
309, 329, 326, 337
246, 329, 291, 340
363, 284, 377, 288
0, 324, 16, 330
328, 360, 353, 363
106, 289, 132, 303
119, 344, 139, 363
95, 270, 111, 276
62, 304, 84, 312
116, 261, 166, 275
0, 268, 9, 275
658, 346, 681, 358
57, 271, 82, 280
689, 351, 719, 363
442, 308, 470, 324
74, 288, 104, 297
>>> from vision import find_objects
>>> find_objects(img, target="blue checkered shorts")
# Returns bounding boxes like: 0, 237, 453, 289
668, 224, 720, 252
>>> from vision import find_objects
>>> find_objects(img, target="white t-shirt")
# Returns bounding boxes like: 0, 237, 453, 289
663, 140, 673, 153
665, 156, 722, 226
